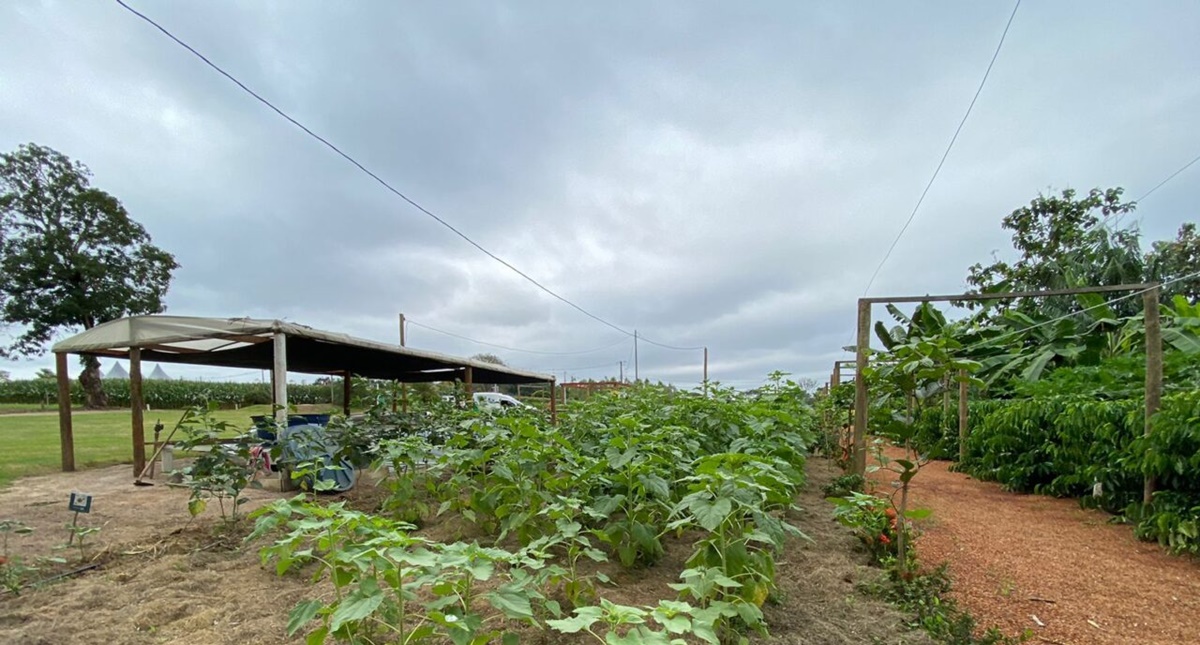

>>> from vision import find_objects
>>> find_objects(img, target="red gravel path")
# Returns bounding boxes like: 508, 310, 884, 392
895, 458, 1200, 644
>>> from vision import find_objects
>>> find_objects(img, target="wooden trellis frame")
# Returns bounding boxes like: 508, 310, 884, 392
850, 283, 1162, 503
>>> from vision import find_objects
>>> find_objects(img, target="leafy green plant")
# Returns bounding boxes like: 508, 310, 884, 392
547, 597, 734, 645
0, 519, 35, 594
250, 496, 542, 644
173, 403, 262, 521
63, 521, 101, 563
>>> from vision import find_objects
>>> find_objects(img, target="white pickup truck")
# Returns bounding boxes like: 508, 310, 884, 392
440, 392, 533, 411
472, 392, 532, 411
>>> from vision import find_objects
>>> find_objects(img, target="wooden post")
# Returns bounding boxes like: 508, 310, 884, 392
832, 362, 841, 388
273, 333, 288, 425
56, 352, 75, 472
1144, 285, 1163, 504
342, 371, 352, 416
633, 330, 639, 382
399, 313, 409, 413
464, 366, 473, 404
958, 369, 968, 463
130, 348, 146, 477
853, 299, 870, 476
703, 347, 709, 395
549, 380, 558, 424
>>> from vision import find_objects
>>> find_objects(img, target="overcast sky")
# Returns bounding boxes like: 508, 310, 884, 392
1, 1, 1198, 388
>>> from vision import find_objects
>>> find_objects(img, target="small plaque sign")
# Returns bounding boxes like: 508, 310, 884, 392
68, 492, 93, 514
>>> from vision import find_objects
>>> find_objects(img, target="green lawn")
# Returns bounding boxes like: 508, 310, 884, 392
0, 404, 344, 486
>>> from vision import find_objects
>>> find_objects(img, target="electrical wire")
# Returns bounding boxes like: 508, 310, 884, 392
862, 0, 1022, 296
406, 318, 628, 356
969, 269, 1200, 348
637, 333, 705, 351
1136, 152, 1200, 204
536, 360, 624, 373
1102, 151, 1200, 231
114, 0, 642, 342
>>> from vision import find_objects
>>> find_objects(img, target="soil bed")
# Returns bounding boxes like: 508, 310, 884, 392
1, 458, 929, 644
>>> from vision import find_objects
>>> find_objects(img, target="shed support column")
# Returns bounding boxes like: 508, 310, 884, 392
273, 333, 288, 426
958, 369, 968, 463
1144, 285, 1163, 504
549, 380, 558, 425
464, 367, 473, 405
342, 371, 352, 417
130, 348, 146, 477
852, 299, 870, 476
56, 352, 75, 472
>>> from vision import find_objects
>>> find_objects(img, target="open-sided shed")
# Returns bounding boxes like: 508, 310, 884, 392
51, 315, 556, 475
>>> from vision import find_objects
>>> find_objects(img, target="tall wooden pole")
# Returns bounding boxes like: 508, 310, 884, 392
633, 330, 639, 382
342, 370, 352, 416
463, 366, 473, 403
1144, 285, 1163, 504
852, 299, 871, 476
130, 348, 146, 477
958, 369, 968, 463
56, 352, 75, 472
832, 362, 841, 388
549, 379, 558, 425
399, 313, 409, 413
703, 347, 709, 395
273, 333, 288, 426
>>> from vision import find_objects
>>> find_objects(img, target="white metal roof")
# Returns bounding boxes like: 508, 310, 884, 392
52, 315, 553, 384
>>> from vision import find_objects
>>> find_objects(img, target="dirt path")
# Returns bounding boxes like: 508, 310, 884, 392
895, 457, 1200, 644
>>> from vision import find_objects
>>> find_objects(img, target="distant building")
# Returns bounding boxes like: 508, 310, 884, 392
105, 362, 129, 380
147, 365, 171, 380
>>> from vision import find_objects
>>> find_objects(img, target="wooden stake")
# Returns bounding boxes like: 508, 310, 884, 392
549, 380, 558, 425
342, 370, 352, 417
130, 348, 146, 477
1144, 285, 1162, 504
853, 299, 870, 476
703, 347, 709, 395
958, 368, 968, 463
56, 352, 75, 472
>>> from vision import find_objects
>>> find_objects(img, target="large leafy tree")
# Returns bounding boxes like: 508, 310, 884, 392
965, 188, 1146, 318
1146, 222, 1200, 301
0, 143, 178, 408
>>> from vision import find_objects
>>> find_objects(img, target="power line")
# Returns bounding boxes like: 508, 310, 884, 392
636, 330, 705, 351
406, 318, 629, 356
863, 0, 1022, 296
971, 270, 1200, 348
1136, 152, 1200, 203
536, 360, 625, 373
114, 0, 635, 340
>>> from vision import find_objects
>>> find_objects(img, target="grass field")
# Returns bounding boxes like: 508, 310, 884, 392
0, 404, 344, 487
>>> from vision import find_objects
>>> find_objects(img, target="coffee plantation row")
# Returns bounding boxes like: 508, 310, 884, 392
0, 377, 332, 408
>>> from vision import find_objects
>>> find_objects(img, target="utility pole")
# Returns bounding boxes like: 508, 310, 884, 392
633, 330, 639, 382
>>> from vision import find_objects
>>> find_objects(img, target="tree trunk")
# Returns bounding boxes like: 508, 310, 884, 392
78, 355, 108, 409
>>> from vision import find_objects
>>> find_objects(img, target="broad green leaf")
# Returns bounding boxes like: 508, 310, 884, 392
547, 606, 604, 633
287, 600, 323, 636
329, 589, 384, 631
689, 497, 732, 532
486, 587, 535, 620
187, 498, 207, 517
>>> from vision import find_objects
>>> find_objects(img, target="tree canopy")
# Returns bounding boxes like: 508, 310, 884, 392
0, 143, 178, 355
0, 143, 178, 406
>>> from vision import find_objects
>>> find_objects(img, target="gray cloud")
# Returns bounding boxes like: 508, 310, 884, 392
2, 1, 1198, 387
